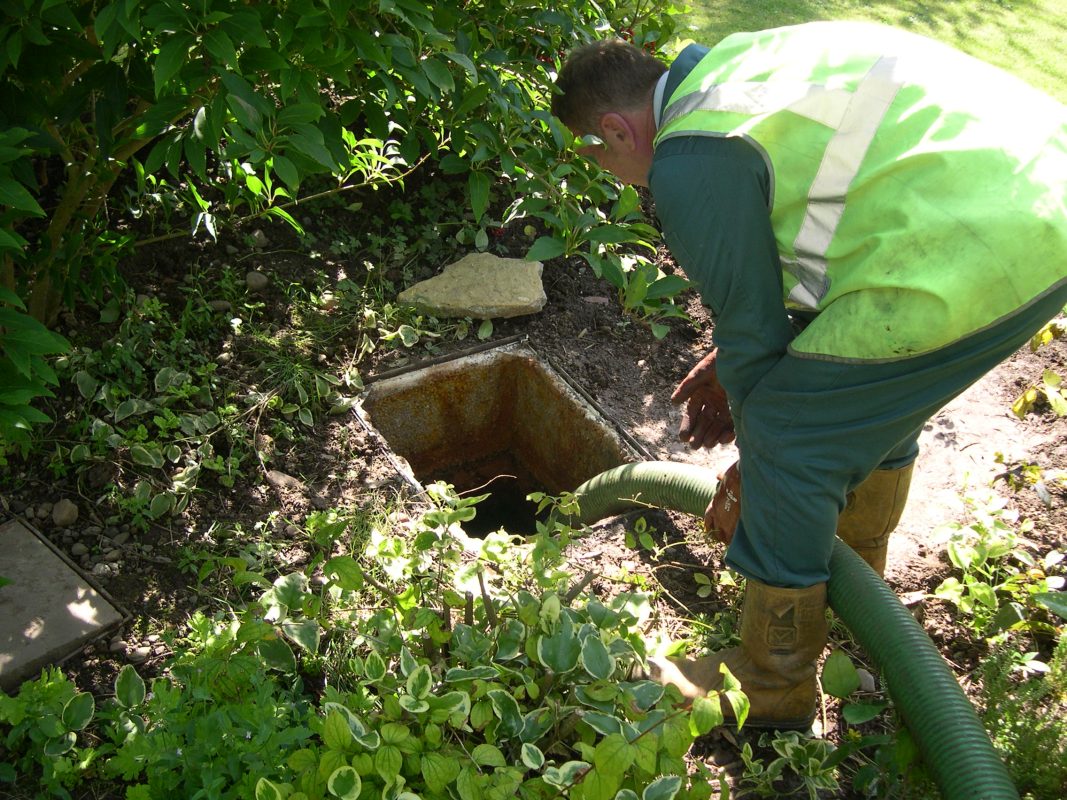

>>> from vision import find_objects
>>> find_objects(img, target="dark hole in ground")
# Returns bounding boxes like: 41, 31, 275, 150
360, 343, 642, 535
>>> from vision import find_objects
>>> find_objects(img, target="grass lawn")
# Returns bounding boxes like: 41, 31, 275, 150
673, 0, 1067, 101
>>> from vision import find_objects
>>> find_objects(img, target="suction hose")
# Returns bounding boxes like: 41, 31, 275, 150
571, 462, 1017, 800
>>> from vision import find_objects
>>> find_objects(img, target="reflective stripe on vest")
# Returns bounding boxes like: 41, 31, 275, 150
658, 57, 902, 310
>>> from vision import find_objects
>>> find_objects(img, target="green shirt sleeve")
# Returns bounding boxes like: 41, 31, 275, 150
648, 134, 795, 413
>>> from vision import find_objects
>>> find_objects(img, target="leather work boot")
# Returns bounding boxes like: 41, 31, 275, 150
836, 463, 914, 577
647, 579, 828, 729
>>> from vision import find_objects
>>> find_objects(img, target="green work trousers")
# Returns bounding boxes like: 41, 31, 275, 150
727, 285, 1067, 587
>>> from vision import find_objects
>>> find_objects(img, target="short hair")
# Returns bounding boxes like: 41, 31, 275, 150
552, 40, 667, 135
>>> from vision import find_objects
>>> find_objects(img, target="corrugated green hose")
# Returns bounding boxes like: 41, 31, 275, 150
570, 462, 1017, 800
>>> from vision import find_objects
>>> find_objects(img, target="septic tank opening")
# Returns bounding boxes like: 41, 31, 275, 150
360, 343, 640, 535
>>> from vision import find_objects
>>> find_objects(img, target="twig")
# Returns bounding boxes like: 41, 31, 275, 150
476, 571, 498, 628
563, 570, 596, 604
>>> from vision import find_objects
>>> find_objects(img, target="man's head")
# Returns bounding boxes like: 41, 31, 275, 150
553, 40, 666, 186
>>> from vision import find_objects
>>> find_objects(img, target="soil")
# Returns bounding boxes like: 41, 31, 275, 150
3, 174, 1066, 796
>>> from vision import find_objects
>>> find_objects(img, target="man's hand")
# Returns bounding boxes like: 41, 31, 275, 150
704, 461, 741, 545
671, 349, 735, 449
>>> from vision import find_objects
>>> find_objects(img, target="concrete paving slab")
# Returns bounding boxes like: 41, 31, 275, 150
0, 518, 124, 690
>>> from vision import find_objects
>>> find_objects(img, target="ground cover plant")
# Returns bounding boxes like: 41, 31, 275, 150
2, 1, 1066, 798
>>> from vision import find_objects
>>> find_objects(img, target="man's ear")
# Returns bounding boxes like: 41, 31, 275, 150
598, 112, 635, 151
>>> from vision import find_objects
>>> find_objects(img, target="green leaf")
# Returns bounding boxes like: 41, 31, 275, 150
689, 695, 722, 736
422, 752, 460, 793
154, 34, 194, 98
841, 701, 887, 725
0, 177, 44, 216
580, 635, 615, 680
583, 769, 620, 800
365, 651, 387, 681
821, 649, 861, 699
526, 236, 566, 262
580, 711, 623, 736
324, 556, 364, 590
593, 734, 634, 776
258, 636, 297, 673
1034, 591, 1067, 621
324, 710, 353, 751
642, 775, 683, 800
468, 171, 490, 221
374, 744, 402, 780
115, 664, 146, 708
421, 57, 454, 92
282, 619, 321, 653
61, 692, 95, 731
327, 766, 362, 800
536, 613, 580, 673
645, 275, 690, 301
472, 743, 506, 768
476, 319, 493, 340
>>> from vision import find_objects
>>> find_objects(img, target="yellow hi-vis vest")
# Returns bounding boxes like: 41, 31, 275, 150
655, 21, 1067, 361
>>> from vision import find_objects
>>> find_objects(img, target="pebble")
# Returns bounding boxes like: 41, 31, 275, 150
249, 229, 270, 249
857, 668, 877, 693
208, 299, 232, 312
52, 499, 78, 527
216, 352, 233, 365
109, 638, 127, 654
71, 543, 89, 557
37, 506, 51, 520
83, 525, 102, 537
104, 526, 120, 538
111, 531, 130, 546
128, 646, 151, 664
225, 243, 239, 255
104, 550, 122, 563
91, 563, 110, 576
246, 270, 269, 292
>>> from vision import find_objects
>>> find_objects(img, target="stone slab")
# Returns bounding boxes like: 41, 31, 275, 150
0, 518, 124, 690
398, 253, 546, 319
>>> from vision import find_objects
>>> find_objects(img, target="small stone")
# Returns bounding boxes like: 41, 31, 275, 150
104, 549, 122, 563
246, 270, 269, 292
284, 524, 301, 537
208, 299, 232, 312
128, 646, 151, 663
109, 638, 127, 654
37, 506, 51, 520
71, 543, 89, 557
10, 499, 26, 513
91, 562, 110, 576
147, 634, 160, 643
216, 352, 233, 365
23, 505, 35, 519
111, 531, 130, 546
104, 526, 120, 538
39, 501, 54, 515
52, 498, 79, 527
225, 243, 239, 255
857, 668, 877, 693
83, 525, 102, 537
249, 229, 270, 249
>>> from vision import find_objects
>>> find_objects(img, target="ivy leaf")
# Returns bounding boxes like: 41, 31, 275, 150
365, 651, 387, 681
115, 664, 146, 709
580, 635, 615, 680
642, 775, 683, 800
542, 760, 590, 788
255, 777, 284, 800
61, 692, 95, 731
130, 444, 164, 468
822, 649, 861, 699
406, 664, 432, 699
536, 614, 580, 674
374, 745, 403, 781
487, 689, 524, 739
327, 765, 362, 800
580, 711, 623, 736
258, 636, 297, 674
520, 743, 545, 770
494, 618, 525, 661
